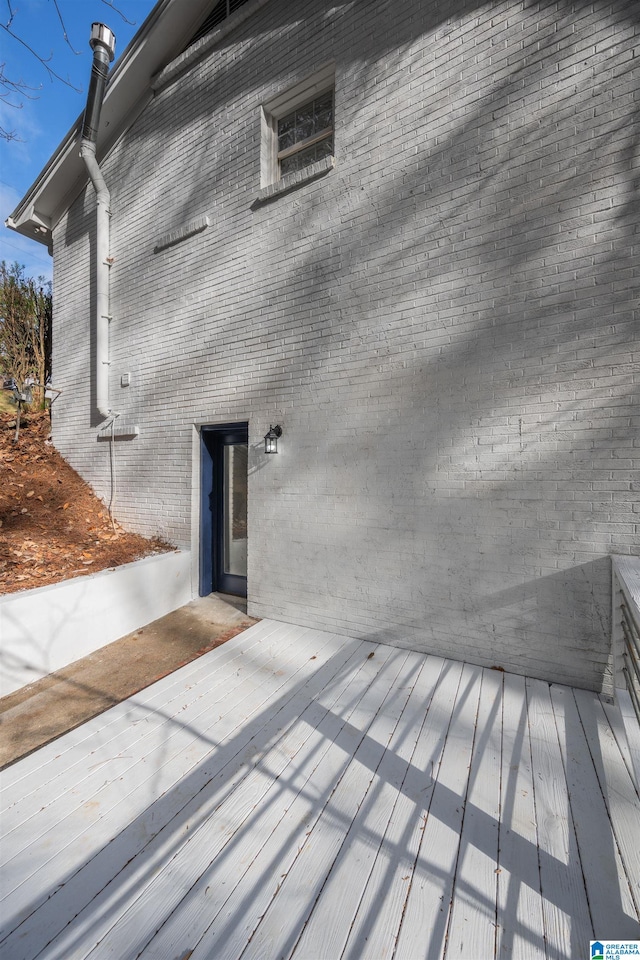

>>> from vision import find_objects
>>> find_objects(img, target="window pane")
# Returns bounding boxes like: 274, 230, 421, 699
315, 92, 333, 129
277, 112, 296, 151
223, 443, 247, 578
278, 128, 296, 151
275, 88, 334, 179
316, 108, 333, 131
315, 91, 333, 111
281, 138, 332, 176
280, 151, 303, 176
314, 136, 334, 160
295, 106, 315, 141
278, 113, 295, 136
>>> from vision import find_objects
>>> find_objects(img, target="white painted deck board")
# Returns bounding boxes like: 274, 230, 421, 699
393, 662, 483, 960
1, 620, 638, 960
0, 618, 281, 802
525, 677, 593, 959
238, 646, 415, 960
2, 619, 309, 837
1, 619, 297, 827
144, 643, 407, 960
495, 672, 545, 960
445, 667, 503, 960
550, 685, 639, 937
575, 690, 640, 920
276, 650, 430, 960
290, 652, 444, 960
1, 626, 363, 957
7, 632, 372, 960
0, 622, 333, 934
83, 638, 395, 960
342, 656, 461, 960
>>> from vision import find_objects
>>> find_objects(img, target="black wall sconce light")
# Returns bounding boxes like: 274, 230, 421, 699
264, 424, 282, 454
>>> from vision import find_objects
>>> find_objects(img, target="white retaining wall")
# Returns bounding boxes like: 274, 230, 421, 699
0, 551, 192, 697
49, 0, 640, 692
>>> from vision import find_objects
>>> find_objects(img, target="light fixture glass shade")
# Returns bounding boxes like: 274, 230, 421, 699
264, 424, 282, 454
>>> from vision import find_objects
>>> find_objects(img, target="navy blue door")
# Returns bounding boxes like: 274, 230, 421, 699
200, 424, 248, 597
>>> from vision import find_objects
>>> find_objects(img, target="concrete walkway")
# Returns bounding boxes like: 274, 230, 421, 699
0, 594, 256, 770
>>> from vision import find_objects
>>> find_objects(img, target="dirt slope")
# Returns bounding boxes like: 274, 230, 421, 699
0, 409, 171, 594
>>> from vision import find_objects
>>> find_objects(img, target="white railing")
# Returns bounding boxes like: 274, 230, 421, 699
611, 556, 640, 788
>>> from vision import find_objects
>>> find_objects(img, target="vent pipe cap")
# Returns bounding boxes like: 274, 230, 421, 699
89, 22, 116, 62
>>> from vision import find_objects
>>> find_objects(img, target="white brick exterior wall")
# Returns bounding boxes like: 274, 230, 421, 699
50, 0, 640, 692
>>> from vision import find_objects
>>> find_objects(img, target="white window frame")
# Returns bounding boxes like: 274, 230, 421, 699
260, 63, 335, 190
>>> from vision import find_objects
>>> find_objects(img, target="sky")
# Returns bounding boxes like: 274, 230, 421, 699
0, 0, 157, 282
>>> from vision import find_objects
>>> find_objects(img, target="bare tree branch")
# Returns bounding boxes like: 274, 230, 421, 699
0, 0, 141, 142
100, 0, 136, 26
4, 0, 16, 30
52, 0, 82, 55
0, 24, 81, 90
0, 64, 39, 98
0, 62, 40, 141
0, 25, 77, 87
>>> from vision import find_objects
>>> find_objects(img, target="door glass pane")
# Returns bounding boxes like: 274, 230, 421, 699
223, 443, 247, 577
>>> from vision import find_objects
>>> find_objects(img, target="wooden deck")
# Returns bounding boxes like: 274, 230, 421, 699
1, 619, 639, 960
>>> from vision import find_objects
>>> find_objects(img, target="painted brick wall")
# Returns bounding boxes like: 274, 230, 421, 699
51, 0, 640, 692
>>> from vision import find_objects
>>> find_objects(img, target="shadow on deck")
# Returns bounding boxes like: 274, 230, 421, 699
1, 619, 639, 959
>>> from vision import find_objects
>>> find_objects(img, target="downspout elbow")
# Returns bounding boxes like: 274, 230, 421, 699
80, 140, 110, 208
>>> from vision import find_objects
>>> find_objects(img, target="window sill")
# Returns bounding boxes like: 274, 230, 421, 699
254, 155, 335, 204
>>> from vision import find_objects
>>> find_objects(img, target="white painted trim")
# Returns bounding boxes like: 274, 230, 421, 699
263, 62, 335, 119
256, 156, 335, 202
154, 215, 209, 254
191, 423, 202, 601
0, 551, 192, 697
97, 423, 140, 439
260, 62, 335, 189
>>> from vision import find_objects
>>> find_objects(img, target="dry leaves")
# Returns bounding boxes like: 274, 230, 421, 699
0, 410, 172, 594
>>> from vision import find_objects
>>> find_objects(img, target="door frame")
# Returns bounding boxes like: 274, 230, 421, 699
199, 422, 248, 598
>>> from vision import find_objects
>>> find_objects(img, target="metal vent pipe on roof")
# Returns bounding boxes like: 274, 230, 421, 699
80, 23, 116, 419
82, 23, 116, 143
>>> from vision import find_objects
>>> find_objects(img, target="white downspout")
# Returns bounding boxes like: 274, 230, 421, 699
81, 141, 112, 418
80, 23, 116, 420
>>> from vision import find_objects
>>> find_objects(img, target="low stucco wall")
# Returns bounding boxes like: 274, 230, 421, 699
0, 551, 192, 697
